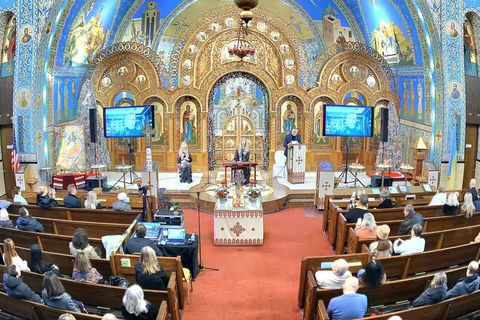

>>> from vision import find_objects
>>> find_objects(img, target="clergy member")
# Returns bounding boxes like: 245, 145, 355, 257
283, 128, 301, 157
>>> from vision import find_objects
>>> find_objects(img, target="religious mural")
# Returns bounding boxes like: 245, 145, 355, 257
53, 77, 81, 124
359, 0, 417, 65
464, 17, 478, 76
1, 13, 15, 77
180, 101, 197, 146
398, 77, 426, 124
62, 1, 118, 66
55, 125, 85, 172
312, 100, 331, 146
144, 97, 166, 146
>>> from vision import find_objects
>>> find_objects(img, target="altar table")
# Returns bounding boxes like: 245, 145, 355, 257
223, 161, 258, 186
213, 198, 263, 246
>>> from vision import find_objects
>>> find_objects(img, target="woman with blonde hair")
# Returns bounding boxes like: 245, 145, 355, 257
122, 284, 157, 320
134, 246, 169, 290
462, 192, 476, 219
177, 141, 192, 183
439, 192, 460, 216
0, 208, 14, 228
355, 212, 377, 239
3, 238, 30, 272
413, 271, 447, 307
84, 191, 101, 210
72, 252, 103, 284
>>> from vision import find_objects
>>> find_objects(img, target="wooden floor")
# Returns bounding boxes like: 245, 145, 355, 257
165, 170, 316, 213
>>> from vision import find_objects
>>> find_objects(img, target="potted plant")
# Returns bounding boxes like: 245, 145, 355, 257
215, 186, 229, 201
247, 187, 261, 200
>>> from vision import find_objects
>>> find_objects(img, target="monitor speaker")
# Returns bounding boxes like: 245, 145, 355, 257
371, 175, 393, 187
380, 108, 389, 143
89, 108, 97, 143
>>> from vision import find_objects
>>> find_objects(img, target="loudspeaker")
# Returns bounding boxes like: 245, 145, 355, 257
380, 108, 389, 142
371, 175, 393, 187
89, 108, 97, 143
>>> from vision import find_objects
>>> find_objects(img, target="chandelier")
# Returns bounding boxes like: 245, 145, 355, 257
229, 0, 259, 60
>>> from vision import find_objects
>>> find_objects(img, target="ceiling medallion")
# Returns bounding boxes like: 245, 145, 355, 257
229, 0, 259, 60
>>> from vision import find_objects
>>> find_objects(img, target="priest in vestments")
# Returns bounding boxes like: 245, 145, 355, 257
283, 128, 301, 157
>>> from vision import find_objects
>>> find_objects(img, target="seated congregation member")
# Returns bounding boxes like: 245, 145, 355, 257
13, 186, 28, 205
397, 205, 423, 235
69, 228, 101, 259
16, 207, 44, 232
29, 244, 60, 276
177, 141, 193, 184
469, 178, 478, 201
134, 246, 169, 291
369, 224, 393, 258
36, 186, 58, 208
326, 277, 367, 320
3, 264, 43, 303
439, 192, 460, 216
42, 271, 83, 313
122, 284, 158, 320
355, 212, 377, 239
357, 260, 386, 288
393, 224, 425, 255
72, 252, 103, 284
63, 184, 81, 208
344, 193, 369, 223
377, 189, 396, 209
112, 192, 131, 212
124, 224, 161, 255
462, 192, 476, 219
4, 238, 30, 272
0, 208, 14, 228
412, 271, 447, 307
445, 261, 480, 299
84, 191, 101, 209
314, 258, 352, 289
58, 314, 76, 320
428, 187, 447, 206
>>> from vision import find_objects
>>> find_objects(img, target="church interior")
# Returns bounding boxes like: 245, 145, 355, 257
0, 0, 480, 319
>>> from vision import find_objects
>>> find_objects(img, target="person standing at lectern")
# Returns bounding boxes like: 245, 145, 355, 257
234, 138, 251, 185
283, 128, 301, 157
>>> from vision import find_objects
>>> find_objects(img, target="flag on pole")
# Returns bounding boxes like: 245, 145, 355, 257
11, 129, 19, 173
447, 123, 457, 189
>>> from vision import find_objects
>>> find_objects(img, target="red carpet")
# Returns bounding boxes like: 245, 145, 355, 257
182, 208, 334, 320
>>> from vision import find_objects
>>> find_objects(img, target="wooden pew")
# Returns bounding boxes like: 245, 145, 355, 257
347, 223, 480, 254
9, 213, 130, 238
298, 253, 370, 308
0, 292, 103, 319
0, 243, 113, 278
0, 227, 106, 257
9, 204, 141, 224
335, 210, 480, 254
0, 266, 180, 320
158, 301, 168, 320
111, 253, 186, 310
316, 288, 480, 320
305, 265, 468, 320
22, 190, 153, 209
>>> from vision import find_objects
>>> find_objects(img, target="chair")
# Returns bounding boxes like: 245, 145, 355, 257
272, 151, 287, 178
182, 267, 193, 304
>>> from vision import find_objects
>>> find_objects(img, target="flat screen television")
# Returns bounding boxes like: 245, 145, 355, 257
323, 104, 373, 137
103, 106, 154, 138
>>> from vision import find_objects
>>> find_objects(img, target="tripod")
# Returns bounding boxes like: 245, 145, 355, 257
337, 140, 365, 187
127, 139, 139, 182
194, 191, 219, 273
140, 185, 153, 222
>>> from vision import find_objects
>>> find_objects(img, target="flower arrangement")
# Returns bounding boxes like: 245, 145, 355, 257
247, 187, 261, 199
215, 186, 229, 199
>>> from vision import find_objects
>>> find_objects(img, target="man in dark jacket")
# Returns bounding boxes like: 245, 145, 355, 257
16, 207, 44, 232
377, 189, 396, 209
344, 194, 369, 223
124, 224, 161, 255
398, 204, 424, 235
3, 265, 43, 303
413, 271, 447, 307
469, 179, 478, 201
446, 261, 480, 299
63, 184, 81, 208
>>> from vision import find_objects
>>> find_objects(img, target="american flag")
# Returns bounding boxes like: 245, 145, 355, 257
11, 130, 19, 173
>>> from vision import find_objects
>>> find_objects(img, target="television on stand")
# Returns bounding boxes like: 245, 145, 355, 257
322, 104, 373, 138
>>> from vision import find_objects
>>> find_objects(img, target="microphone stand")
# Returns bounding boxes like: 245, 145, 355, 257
195, 190, 219, 273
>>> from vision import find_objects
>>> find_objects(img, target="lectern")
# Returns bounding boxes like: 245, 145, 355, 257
287, 143, 306, 184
